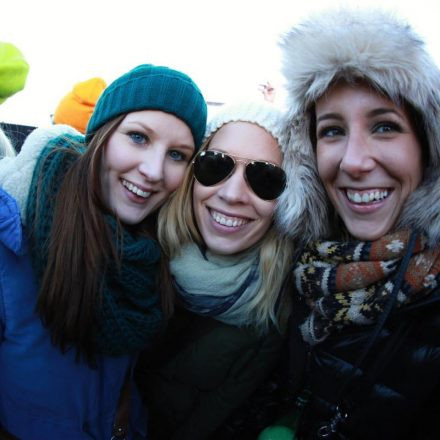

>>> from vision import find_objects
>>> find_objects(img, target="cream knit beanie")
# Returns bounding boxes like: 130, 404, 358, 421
204, 101, 287, 152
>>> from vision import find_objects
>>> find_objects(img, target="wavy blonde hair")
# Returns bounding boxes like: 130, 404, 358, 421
158, 138, 293, 334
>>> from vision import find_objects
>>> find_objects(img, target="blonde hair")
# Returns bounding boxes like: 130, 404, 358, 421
158, 138, 293, 334
0, 128, 16, 158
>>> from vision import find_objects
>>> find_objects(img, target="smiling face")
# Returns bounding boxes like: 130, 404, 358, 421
315, 82, 423, 240
193, 121, 281, 255
100, 110, 195, 225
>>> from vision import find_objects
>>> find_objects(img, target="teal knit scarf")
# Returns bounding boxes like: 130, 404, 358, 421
26, 134, 163, 356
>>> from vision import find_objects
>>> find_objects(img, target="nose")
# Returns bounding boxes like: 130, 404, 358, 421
339, 130, 375, 177
217, 164, 250, 204
137, 149, 165, 183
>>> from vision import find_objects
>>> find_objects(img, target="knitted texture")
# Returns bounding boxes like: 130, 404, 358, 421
204, 101, 288, 152
53, 77, 107, 133
97, 216, 163, 355
0, 42, 29, 103
171, 243, 262, 327
295, 230, 440, 344
86, 64, 207, 149
26, 136, 163, 355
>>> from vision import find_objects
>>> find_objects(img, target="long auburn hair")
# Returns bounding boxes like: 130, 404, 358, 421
158, 138, 294, 334
34, 114, 159, 364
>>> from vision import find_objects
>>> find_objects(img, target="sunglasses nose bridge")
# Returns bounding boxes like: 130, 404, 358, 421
234, 157, 251, 166
217, 162, 252, 203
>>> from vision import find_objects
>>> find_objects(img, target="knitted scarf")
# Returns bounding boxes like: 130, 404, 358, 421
294, 230, 440, 345
170, 243, 262, 327
26, 134, 163, 356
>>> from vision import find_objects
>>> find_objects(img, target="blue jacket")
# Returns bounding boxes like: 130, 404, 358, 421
0, 188, 147, 439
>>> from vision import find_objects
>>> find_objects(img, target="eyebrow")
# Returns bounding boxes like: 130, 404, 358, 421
316, 107, 403, 123
174, 143, 195, 152
316, 112, 342, 123
367, 107, 403, 118
124, 121, 194, 151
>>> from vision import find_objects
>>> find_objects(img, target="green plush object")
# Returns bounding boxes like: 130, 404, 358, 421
257, 389, 311, 440
258, 411, 299, 440
258, 425, 296, 440
0, 42, 29, 104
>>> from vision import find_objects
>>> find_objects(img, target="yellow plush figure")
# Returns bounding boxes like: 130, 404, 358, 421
0, 42, 29, 104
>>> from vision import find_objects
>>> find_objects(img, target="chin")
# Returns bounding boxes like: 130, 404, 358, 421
346, 225, 390, 241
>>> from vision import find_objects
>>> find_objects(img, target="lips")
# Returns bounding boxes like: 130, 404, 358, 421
210, 208, 250, 227
345, 188, 390, 204
122, 179, 151, 198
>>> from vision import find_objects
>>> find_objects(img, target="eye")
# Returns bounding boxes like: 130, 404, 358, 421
373, 121, 402, 134
317, 126, 344, 139
168, 149, 187, 162
128, 131, 149, 144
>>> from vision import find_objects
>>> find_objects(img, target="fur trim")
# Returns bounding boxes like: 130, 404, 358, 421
275, 123, 330, 242
278, 8, 440, 242
0, 124, 80, 223
398, 168, 440, 245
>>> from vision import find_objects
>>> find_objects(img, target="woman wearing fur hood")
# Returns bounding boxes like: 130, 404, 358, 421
275, 8, 440, 440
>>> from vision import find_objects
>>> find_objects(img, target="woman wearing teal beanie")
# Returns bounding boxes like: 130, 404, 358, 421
0, 64, 207, 439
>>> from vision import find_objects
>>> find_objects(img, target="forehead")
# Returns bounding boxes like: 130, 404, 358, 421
122, 109, 186, 128
315, 81, 400, 115
208, 121, 282, 165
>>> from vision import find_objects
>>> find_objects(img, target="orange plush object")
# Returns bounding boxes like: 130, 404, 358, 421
53, 77, 106, 133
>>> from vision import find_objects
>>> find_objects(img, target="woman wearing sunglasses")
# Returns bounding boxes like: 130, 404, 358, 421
0, 64, 207, 439
136, 101, 320, 439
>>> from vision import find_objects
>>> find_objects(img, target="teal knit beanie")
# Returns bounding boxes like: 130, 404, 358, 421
86, 64, 207, 150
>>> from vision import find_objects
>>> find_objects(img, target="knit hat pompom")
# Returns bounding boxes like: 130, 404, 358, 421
86, 64, 207, 150
0, 42, 29, 104
53, 77, 107, 133
204, 100, 288, 153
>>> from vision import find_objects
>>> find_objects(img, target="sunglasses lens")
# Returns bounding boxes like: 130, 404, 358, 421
246, 162, 286, 200
193, 151, 235, 186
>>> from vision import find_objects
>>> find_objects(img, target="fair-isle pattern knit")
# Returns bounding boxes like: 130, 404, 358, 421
295, 230, 440, 344
26, 135, 163, 355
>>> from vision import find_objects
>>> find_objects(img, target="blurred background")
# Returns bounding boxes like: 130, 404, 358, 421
2, 0, 440, 126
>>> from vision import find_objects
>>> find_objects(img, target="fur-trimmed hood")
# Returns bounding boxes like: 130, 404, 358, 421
277, 8, 440, 245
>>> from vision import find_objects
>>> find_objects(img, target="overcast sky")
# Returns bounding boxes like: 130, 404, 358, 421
1, 0, 440, 126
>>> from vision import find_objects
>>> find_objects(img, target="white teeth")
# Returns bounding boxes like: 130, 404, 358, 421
122, 180, 151, 198
347, 190, 389, 204
211, 210, 248, 227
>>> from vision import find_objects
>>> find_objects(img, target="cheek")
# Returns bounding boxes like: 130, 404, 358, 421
164, 164, 187, 191
316, 145, 338, 185
405, 143, 424, 190
316, 145, 327, 179
192, 182, 210, 215
255, 199, 276, 221
104, 137, 122, 165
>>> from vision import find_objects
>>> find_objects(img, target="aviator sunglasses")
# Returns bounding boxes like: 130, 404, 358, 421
192, 150, 286, 200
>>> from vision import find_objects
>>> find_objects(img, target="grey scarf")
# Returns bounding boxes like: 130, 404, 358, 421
170, 243, 262, 326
